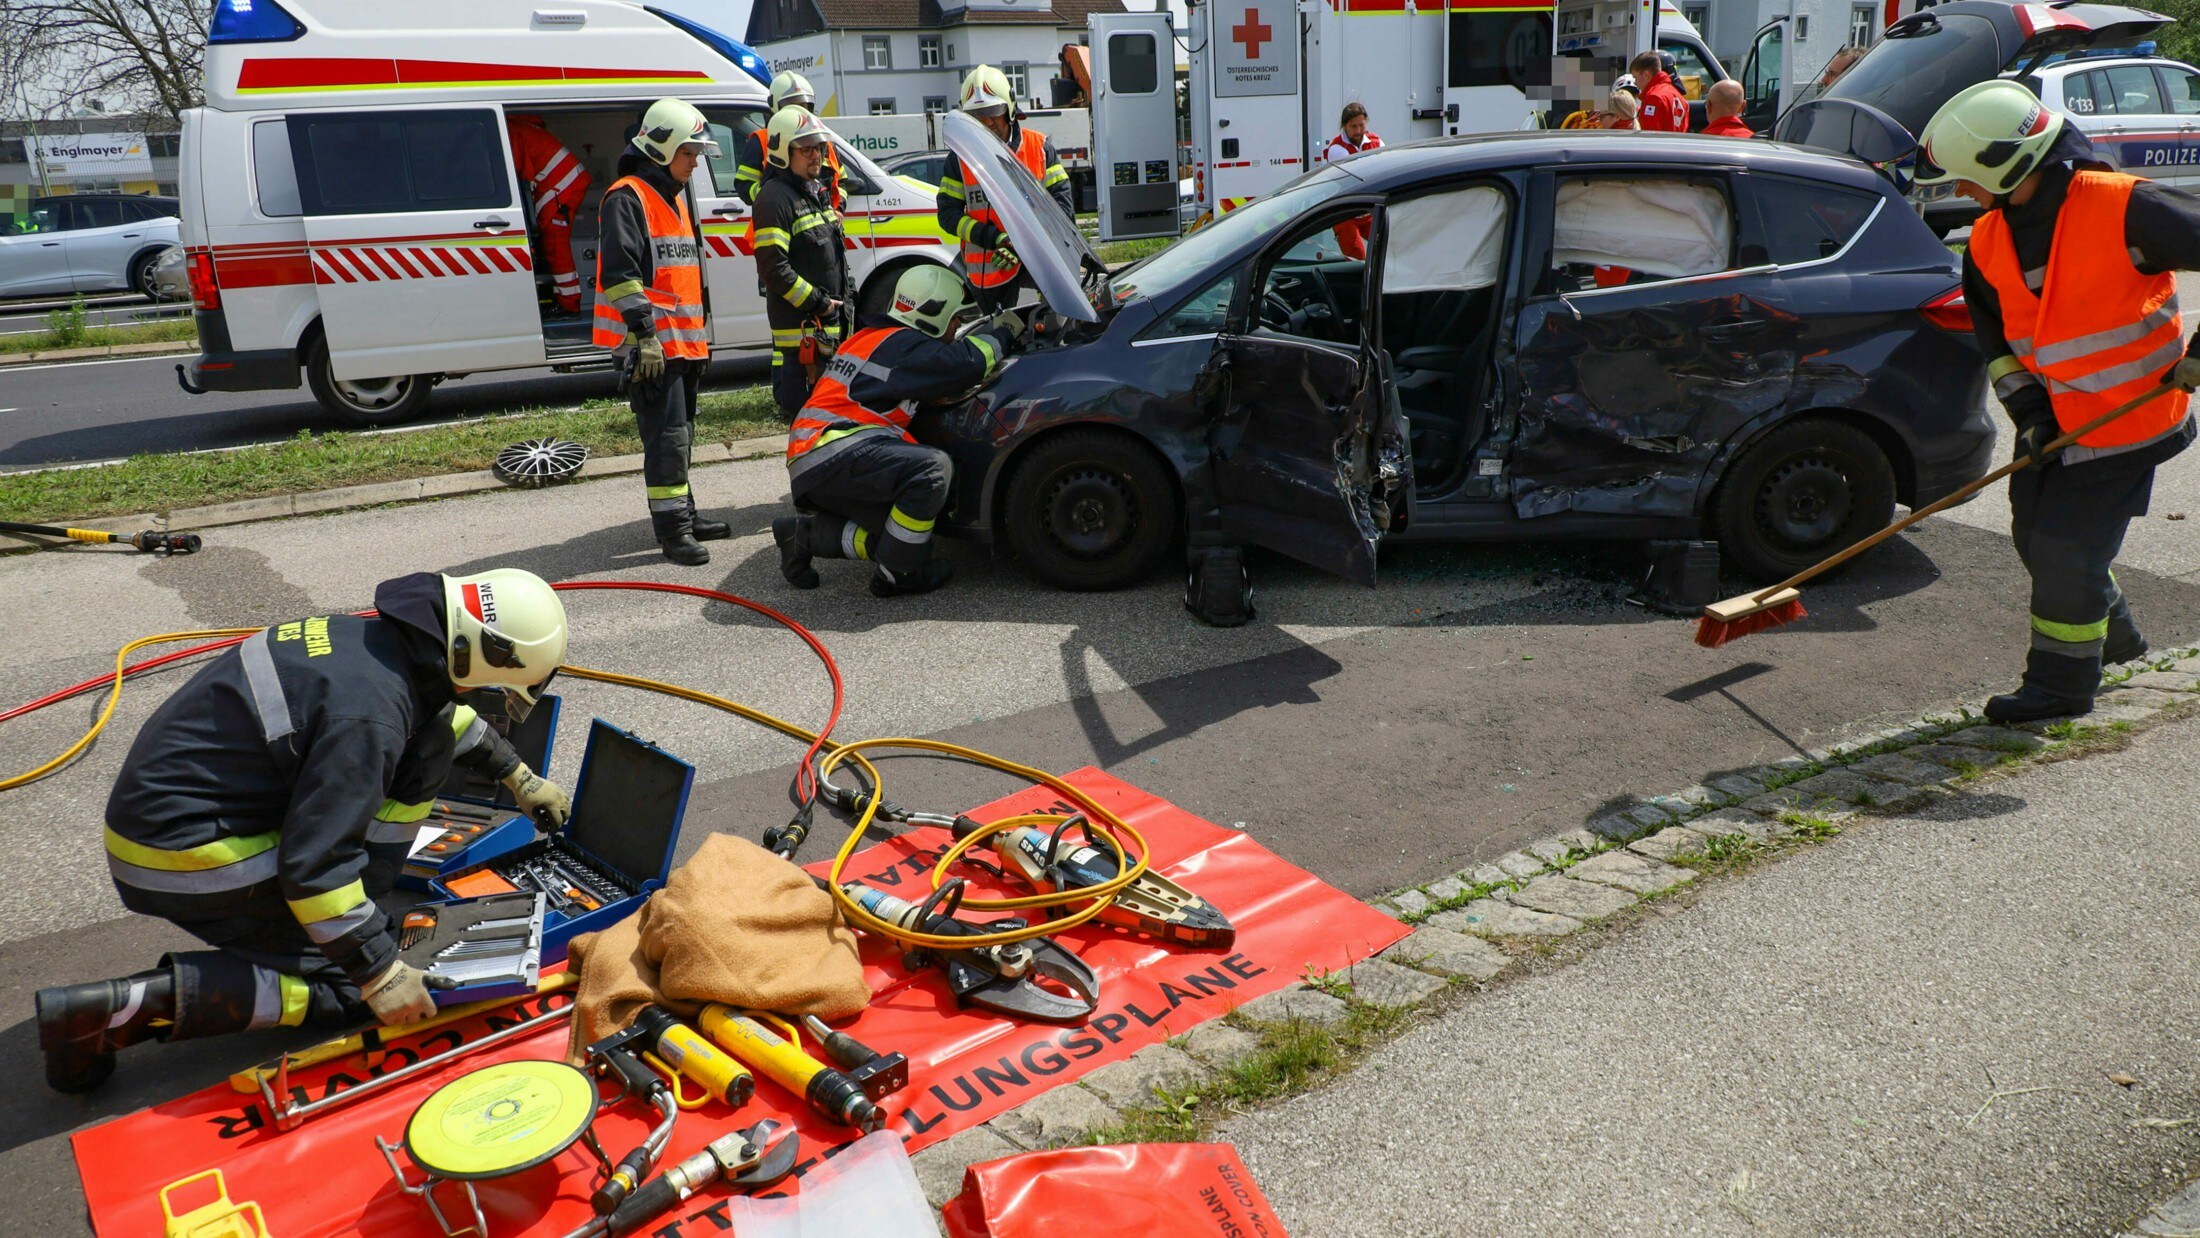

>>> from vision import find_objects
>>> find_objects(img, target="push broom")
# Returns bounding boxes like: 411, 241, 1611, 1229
1694, 380, 2182, 649
0, 521, 200, 555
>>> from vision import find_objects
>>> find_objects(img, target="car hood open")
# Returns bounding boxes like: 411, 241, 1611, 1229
1776, 0, 2171, 157
943, 111, 1105, 324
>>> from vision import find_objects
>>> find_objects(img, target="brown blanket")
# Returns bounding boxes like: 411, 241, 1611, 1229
565, 833, 870, 1061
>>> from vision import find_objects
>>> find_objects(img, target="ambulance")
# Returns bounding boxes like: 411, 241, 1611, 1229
1183, 0, 1725, 217
177, 0, 960, 423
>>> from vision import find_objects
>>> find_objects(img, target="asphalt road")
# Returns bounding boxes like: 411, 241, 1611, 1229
0, 352, 769, 471
1228, 710, 2200, 1237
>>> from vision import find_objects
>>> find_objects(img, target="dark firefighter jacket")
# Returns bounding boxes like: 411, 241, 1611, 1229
753, 163, 848, 331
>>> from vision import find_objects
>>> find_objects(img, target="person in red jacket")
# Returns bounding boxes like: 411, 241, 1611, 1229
1322, 103, 1383, 259
1700, 81, 1753, 138
1630, 51, 1689, 133
506, 114, 592, 313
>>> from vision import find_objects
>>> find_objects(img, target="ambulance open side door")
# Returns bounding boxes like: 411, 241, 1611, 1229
1091, 10, 1182, 242
1441, 0, 1554, 136
1740, 18, 1797, 134
287, 106, 546, 382
1188, 0, 1305, 216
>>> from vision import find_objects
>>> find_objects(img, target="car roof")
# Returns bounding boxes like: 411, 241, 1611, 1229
2035, 55, 2197, 75
1331, 131, 1890, 197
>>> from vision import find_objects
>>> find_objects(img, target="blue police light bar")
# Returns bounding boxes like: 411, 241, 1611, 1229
646, 8, 774, 86
208, 0, 305, 43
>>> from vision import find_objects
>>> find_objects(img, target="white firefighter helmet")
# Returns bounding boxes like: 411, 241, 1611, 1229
888, 264, 972, 338
766, 106, 831, 169
441, 569, 567, 717
770, 70, 817, 112
631, 97, 719, 166
1914, 79, 2064, 196
960, 65, 1015, 117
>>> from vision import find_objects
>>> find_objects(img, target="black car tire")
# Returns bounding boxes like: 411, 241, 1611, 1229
305, 336, 435, 426
1002, 429, 1181, 591
128, 249, 164, 299
1714, 418, 1897, 582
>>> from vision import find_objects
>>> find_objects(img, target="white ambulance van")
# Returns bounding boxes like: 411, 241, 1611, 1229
178, 0, 959, 423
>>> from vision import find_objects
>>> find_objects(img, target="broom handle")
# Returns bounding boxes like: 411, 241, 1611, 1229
1744, 382, 2182, 603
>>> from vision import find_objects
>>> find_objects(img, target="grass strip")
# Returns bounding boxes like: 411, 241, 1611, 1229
0, 316, 197, 356
1094, 235, 1177, 266
0, 386, 781, 525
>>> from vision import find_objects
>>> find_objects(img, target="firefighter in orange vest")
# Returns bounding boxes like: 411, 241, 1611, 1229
1916, 81, 2198, 723
733, 72, 844, 210
506, 113, 592, 313
773, 264, 1024, 597
594, 98, 723, 566
935, 65, 1077, 313
753, 106, 850, 421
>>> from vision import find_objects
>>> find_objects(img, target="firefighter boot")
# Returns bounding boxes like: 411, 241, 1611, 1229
773, 516, 820, 589
1984, 648, 2099, 724
651, 509, 710, 567
2104, 596, 2147, 666
687, 496, 732, 543
36, 968, 175, 1093
869, 560, 954, 598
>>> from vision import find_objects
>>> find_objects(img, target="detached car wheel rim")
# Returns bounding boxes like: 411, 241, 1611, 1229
1756, 454, 1852, 550
334, 374, 411, 411
1043, 466, 1135, 559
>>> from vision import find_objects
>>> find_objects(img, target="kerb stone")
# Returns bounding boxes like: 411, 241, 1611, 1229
911, 1125, 1022, 1207
1077, 1044, 1211, 1109
1343, 956, 1450, 1007
1427, 900, 1583, 939
1847, 753, 1959, 787
1380, 926, 1512, 981
1181, 1020, 1265, 1070
989, 1084, 1123, 1150
1235, 986, 1350, 1028
1509, 875, 1637, 921
1629, 827, 1708, 863
1567, 849, 1695, 895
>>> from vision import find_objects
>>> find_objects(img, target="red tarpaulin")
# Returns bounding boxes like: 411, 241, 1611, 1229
73, 769, 1407, 1237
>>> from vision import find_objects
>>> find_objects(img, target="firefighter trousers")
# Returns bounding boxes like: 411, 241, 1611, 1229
789, 432, 953, 578
631, 358, 704, 541
2007, 453, 2154, 692
119, 893, 374, 1038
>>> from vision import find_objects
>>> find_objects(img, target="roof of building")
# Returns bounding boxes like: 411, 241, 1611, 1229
752, 0, 1124, 42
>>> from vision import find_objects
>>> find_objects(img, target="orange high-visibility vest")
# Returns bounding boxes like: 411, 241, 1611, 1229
1971, 171, 2188, 449
786, 326, 917, 463
592, 176, 708, 360
962, 128, 1048, 289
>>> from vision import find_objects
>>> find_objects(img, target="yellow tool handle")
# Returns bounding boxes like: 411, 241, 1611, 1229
226, 972, 576, 1092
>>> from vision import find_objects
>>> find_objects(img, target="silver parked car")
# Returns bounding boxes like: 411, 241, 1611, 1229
0, 194, 181, 299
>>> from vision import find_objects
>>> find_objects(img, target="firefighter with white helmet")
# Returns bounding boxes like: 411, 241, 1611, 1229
774, 263, 1026, 597
935, 65, 1077, 313
734, 71, 844, 209
1917, 79, 2199, 722
754, 105, 852, 420
593, 97, 726, 565
36, 570, 570, 1092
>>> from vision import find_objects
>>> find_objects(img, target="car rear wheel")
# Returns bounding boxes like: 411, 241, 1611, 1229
1001, 429, 1180, 591
305, 336, 435, 426
1714, 418, 1897, 581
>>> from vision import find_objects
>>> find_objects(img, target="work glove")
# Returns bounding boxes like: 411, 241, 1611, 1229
2167, 353, 2200, 392
503, 762, 571, 828
984, 308, 1031, 347
632, 333, 666, 383
361, 960, 439, 1027
966, 220, 1005, 251
2014, 418, 2056, 466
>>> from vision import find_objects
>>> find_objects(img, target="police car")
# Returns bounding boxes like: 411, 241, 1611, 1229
177, 0, 959, 424
2033, 53, 2200, 187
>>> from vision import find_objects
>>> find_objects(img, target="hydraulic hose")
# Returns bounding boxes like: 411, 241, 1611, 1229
0, 581, 1145, 949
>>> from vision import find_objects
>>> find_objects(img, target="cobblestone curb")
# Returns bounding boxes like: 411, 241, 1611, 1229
0, 338, 195, 368
906, 646, 2200, 1211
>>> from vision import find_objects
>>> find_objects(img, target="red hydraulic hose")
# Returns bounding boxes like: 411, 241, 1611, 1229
0, 581, 842, 802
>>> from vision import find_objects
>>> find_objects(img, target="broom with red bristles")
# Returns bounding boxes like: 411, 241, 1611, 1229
1694, 381, 2183, 649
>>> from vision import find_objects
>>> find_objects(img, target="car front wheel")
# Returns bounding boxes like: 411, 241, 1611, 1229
129, 250, 164, 299
1001, 429, 1181, 591
305, 336, 435, 426
1714, 418, 1897, 581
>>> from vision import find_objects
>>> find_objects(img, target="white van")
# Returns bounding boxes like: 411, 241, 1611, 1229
178, 0, 959, 423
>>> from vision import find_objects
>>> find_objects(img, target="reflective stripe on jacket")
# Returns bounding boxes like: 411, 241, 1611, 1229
1972, 171, 2189, 449
508, 118, 592, 219
592, 175, 708, 359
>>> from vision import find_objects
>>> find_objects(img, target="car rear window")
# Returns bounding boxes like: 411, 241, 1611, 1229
1822, 12, 2004, 138
1749, 175, 1880, 264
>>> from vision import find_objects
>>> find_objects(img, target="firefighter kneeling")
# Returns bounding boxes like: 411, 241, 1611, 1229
775, 265, 1023, 597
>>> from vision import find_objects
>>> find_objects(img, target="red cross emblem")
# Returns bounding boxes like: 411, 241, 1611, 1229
1232, 7, 1273, 59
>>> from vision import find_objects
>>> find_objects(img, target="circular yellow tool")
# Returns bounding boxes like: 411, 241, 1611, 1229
403, 1060, 600, 1181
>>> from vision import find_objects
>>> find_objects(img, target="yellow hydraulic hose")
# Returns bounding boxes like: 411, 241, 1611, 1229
0, 629, 257, 792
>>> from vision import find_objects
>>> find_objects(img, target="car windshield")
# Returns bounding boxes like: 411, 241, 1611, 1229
1821, 12, 2005, 137
1112, 165, 1362, 306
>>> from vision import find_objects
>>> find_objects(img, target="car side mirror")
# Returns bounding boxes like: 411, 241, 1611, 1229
841, 170, 881, 197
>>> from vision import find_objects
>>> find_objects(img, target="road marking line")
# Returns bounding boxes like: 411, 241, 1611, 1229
0, 354, 175, 375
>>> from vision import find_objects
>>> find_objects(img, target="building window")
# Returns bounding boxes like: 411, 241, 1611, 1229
1794, 13, 1809, 39
869, 98, 897, 116
1847, 4, 1873, 47
1682, 4, 1709, 32
920, 35, 942, 68
863, 36, 891, 70
1002, 62, 1029, 103
923, 95, 949, 113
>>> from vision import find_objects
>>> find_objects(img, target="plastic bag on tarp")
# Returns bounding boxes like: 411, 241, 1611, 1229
725, 1130, 932, 1237
941, 1143, 1288, 1238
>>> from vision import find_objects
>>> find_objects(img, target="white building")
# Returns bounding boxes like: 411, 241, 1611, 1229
744, 0, 1128, 118
1691, 0, 1891, 78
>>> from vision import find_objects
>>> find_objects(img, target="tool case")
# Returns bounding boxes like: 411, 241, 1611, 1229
426, 719, 693, 963
396, 891, 546, 1007
396, 695, 562, 892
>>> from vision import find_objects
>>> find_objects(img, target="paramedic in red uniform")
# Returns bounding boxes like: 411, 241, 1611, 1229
935, 65, 1077, 314
506, 113, 592, 313
1321, 102, 1384, 260
1700, 81, 1753, 138
1631, 50, 1690, 132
